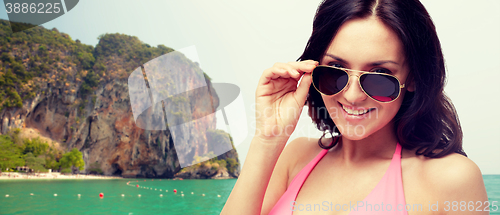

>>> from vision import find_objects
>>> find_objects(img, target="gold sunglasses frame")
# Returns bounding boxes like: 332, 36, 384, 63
311, 65, 406, 103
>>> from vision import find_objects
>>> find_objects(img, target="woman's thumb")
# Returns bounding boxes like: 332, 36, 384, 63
293, 73, 312, 106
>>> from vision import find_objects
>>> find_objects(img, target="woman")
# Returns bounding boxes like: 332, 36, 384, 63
222, 0, 488, 214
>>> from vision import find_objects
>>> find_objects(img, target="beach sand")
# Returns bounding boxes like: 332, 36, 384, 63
0, 172, 122, 180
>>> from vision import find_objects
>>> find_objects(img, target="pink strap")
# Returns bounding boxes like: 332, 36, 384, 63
268, 149, 328, 214
349, 143, 407, 215
269, 143, 407, 215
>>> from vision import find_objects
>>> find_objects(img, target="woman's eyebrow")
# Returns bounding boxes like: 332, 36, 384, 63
371, 61, 399, 66
325, 54, 347, 64
325, 54, 399, 66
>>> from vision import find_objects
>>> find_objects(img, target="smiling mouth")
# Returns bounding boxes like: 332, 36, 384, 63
341, 104, 375, 116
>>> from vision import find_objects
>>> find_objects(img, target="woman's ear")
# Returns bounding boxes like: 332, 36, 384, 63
406, 79, 415, 92
405, 73, 415, 92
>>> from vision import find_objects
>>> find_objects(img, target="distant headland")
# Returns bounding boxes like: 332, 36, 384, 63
0, 20, 240, 179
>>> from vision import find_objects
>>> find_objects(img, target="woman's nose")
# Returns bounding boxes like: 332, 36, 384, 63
343, 75, 367, 104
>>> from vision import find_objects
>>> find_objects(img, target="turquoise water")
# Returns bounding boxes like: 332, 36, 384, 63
0, 175, 498, 215
485, 175, 500, 215
0, 179, 236, 215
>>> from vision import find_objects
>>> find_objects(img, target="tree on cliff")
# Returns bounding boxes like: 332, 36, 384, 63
23, 137, 49, 157
24, 152, 46, 172
0, 135, 25, 171
59, 148, 85, 173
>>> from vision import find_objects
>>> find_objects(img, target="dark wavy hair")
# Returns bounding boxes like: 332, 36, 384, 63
300, 0, 465, 158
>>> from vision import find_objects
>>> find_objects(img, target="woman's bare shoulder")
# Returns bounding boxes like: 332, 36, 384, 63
403, 149, 487, 201
279, 137, 326, 184
281, 137, 324, 166
283, 136, 323, 155
261, 136, 324, 213
409, 151, 482, 181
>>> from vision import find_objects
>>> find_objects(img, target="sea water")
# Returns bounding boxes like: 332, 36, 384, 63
0, 178, 236, 214
485, 175, 500, 215
0, 176, 498, 215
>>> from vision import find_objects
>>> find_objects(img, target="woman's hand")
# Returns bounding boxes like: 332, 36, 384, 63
255, 60, 318, 143
221, 60, 317, 215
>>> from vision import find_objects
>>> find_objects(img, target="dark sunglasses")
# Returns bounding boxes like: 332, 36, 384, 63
312, 65, 405, 102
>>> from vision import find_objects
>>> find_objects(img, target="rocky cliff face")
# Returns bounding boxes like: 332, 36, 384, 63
0, 20, 240, 178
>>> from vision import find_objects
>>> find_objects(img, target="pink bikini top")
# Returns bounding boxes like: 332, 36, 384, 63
268, 143, 408, 215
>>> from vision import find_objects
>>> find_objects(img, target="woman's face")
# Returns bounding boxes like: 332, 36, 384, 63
320, 17, 411, 140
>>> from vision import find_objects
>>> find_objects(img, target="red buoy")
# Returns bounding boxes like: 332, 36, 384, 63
136, 184, 139, 188
173, 189, 177, 193
99, 193, 104, 198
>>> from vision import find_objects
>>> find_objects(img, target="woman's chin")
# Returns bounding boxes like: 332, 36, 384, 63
337, 127, 370, 140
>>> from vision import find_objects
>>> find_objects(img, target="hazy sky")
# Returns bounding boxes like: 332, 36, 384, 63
1, 0, 499, 174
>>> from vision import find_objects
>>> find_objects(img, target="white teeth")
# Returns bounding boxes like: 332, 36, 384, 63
342, 105, 371, 116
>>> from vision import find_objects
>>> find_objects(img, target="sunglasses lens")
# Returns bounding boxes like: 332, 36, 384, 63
360, 74, 400, 102
313, 67, 348, 95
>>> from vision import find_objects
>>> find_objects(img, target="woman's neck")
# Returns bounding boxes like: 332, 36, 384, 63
332, 121, 399, 165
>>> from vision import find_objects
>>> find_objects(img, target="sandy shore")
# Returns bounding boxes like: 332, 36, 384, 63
0, 172, 122, 180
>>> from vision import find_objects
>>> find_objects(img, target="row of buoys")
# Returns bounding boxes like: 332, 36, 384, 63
129, 182, 222, 198
133, 178, 168, 184
4, 193, 221, 198
131, 187, 216, 197
132, 188, 218, 197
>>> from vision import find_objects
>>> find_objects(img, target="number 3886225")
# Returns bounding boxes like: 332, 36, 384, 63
443, 201, 498, 212
5, 3, 62, 14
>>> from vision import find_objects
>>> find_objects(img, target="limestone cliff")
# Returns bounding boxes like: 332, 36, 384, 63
0, 20, 240, 178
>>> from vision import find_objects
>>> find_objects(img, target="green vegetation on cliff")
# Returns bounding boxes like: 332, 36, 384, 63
0, 21, 105, 172
0, 20, 96, 111
0, 134, 24, 170
0, 20, 235, 178
178, 129, 240, 177
59, 148, 85, 173
94, 33, 174, 71
0, 19, 211, 113
0, 128, 83, 173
